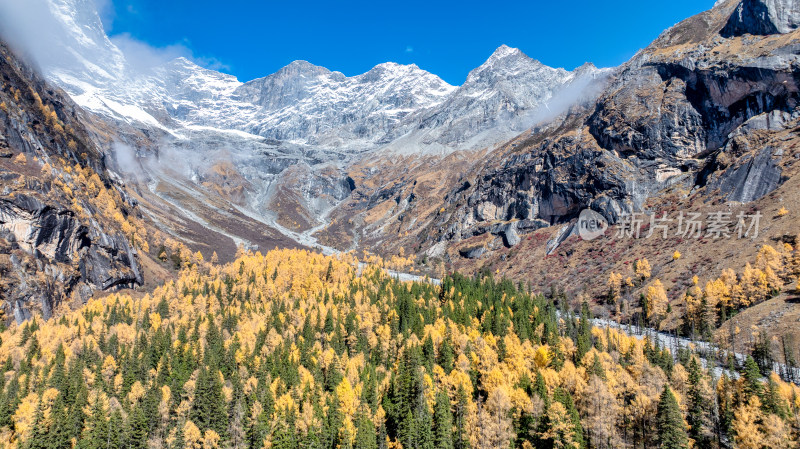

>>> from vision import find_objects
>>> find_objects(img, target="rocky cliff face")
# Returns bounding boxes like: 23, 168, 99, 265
417, 0, 800, 253
0, 40, 142, 322
722, 0, 800, 35
312, 0, 800, 274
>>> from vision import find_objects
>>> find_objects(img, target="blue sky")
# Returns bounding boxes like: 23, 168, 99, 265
100, 0, 714, 85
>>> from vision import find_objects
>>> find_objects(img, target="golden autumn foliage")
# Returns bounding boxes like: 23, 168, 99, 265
606, 272, 623, 304
645, 280, 668, 324
0, 249, 797, 449
635, 258, 652, 282
632, 244, 800, 335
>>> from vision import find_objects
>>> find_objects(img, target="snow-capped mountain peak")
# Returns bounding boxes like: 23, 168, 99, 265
276, 60, 336, 78
6, 0, 611, 158
466, 45, 556, 85
486, 44, 524, 60
226, 59, 456, 145
393, 45, 609, 151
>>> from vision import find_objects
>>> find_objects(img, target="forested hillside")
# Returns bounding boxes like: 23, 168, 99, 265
0, 248, 796, 449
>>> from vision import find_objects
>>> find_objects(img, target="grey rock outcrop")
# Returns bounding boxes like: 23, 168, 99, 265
709, 146, 784, 202
459, 245, 487, 259
546, 224, 578, 256
497, 222, 521, 247
0, 194, 143, 315
722, 0, 800, 36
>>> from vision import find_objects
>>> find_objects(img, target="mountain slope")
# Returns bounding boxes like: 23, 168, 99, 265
0, 248, 798, 448
307, 0, 800, 310
4, 0, 611, 254
0, 39, 144, 321
9, 0, 798, 346
400, 0, 800, 253
332, 0, 800, 344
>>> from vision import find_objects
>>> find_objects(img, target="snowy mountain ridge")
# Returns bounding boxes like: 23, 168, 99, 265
0, 0, 613, 253
1, 0, 610, 156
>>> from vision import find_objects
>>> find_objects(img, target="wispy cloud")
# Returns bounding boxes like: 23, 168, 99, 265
111, 33, 192, 71
405, 46, 414, 53
113, 34, 233, 74
0, 0, 57, 65
0, 0, 230, 76
194, 56, 232, 72
91, 0, 116, 29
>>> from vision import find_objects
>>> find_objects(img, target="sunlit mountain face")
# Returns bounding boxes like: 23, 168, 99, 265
2, 1, 800, 448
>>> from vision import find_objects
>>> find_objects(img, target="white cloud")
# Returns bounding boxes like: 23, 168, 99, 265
112, 34, 232, 73
111, 33, 192, 71
0, 0, 230, 77
92, 0, 115, 29
0, 0, 65, 69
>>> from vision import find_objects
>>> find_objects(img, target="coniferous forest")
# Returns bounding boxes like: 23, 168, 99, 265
0, 249, 796, 449
4, 0, 800, 448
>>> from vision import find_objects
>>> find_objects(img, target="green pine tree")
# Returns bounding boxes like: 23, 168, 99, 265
106, 408, 124, 449
685, 358, 708, 448
742, 356, 763, 399
26, 398, 49, 449
589, 353, 606, 380
656, 385, 689, 449
81, 394, 109, 449
190, 365, 229, 440
762, 375, 786, 418
398, 408, 417, 449
438, 338, 455, 374
576, 301, 592, 364
172, 420, 186, 449
354, 411, 377, 449
48, 395, 72, 449
125, 403, 149, 449
272, 414, 299, 449
553, 387, 585, 449
453, 385, 470, 449
417, 403, 435, 449
432, 390, 454, 449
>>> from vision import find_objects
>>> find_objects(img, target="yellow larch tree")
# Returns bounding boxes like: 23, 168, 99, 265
645, 280, 668, 326
606, 272, 623, 304
732, 396, 765, 449
635, 259, 652, 282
